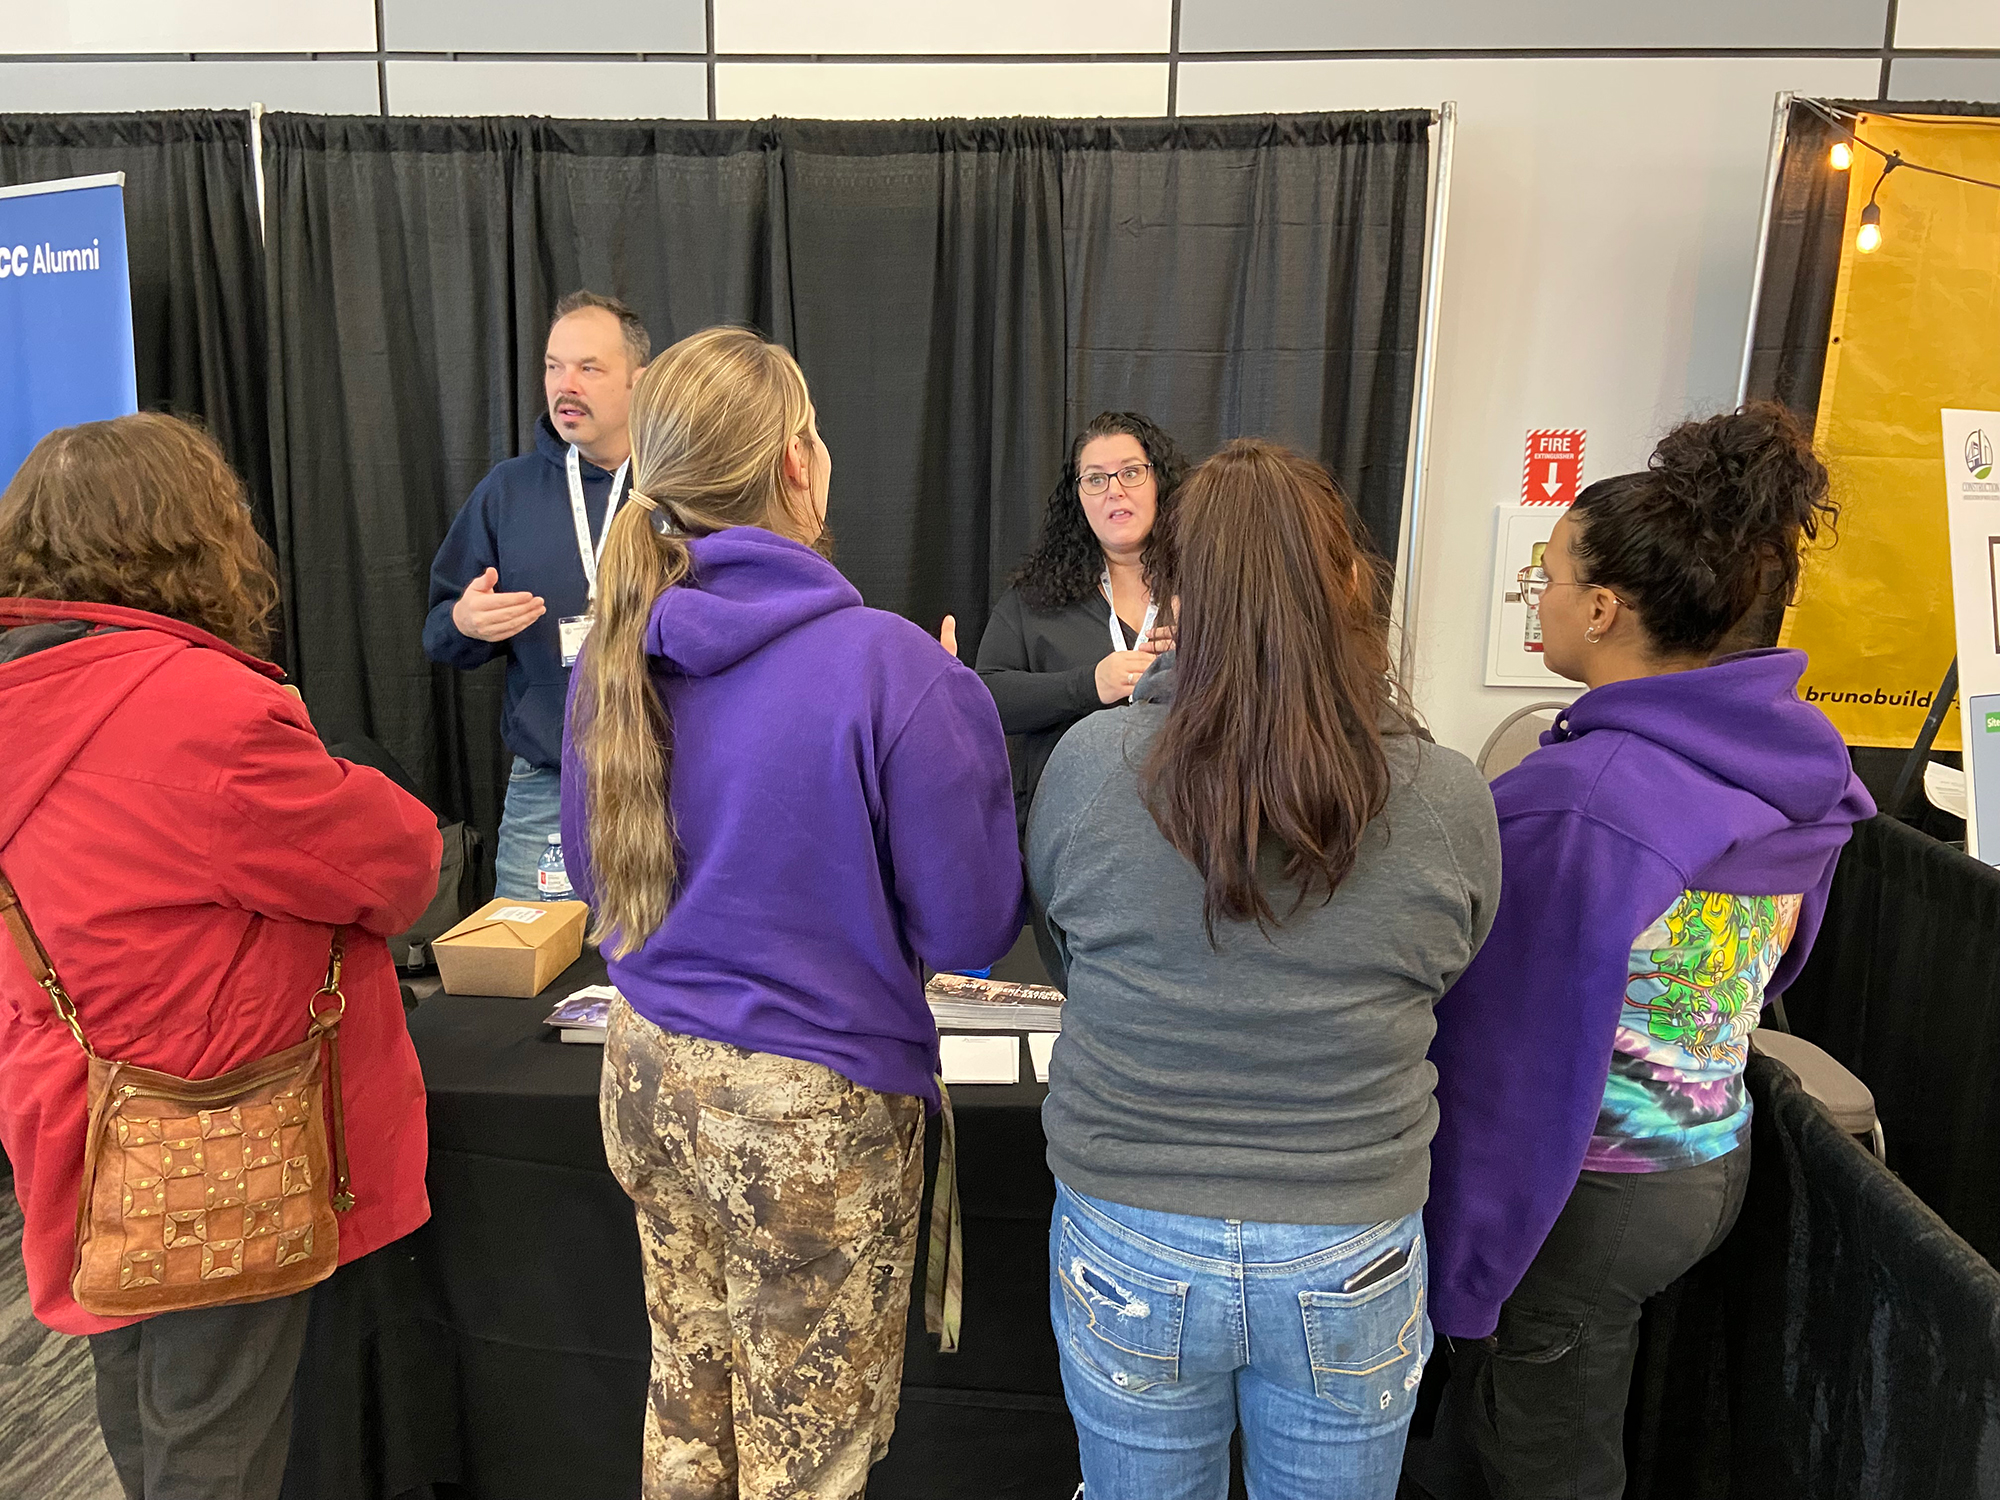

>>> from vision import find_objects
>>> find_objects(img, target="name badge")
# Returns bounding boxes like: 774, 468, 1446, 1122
559, 615, 594, 668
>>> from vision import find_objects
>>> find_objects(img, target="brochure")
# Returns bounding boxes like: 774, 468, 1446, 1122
543, 984, 617, 1044
925, 971, 1063, 1033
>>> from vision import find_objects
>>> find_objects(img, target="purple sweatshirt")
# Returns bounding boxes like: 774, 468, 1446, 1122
1425, 649, 1874, 1338
558, 527, 1024, 1107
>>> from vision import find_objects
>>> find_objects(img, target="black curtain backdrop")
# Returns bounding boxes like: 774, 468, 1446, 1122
1781, 814, 2000, 1266
261, 112, 1431, 842
0, 113, 271, 550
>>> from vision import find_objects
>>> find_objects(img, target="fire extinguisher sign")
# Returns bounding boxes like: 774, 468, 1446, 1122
1522, 429, 1585, 506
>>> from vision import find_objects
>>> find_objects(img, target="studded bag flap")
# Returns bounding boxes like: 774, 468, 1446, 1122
0, 868, 354, 1317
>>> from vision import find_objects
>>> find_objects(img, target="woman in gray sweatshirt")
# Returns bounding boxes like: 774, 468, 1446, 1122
1027, 439, 1500, 1499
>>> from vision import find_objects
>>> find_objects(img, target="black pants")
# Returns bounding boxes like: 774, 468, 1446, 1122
1461, 1148, 1751, 1500
87, 1290, 312, 1500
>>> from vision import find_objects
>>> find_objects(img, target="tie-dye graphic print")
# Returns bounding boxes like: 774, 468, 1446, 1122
1583, 890, 1801, 1172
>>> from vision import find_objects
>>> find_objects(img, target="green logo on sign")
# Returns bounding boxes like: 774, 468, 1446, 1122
1986, 710, 2000, 734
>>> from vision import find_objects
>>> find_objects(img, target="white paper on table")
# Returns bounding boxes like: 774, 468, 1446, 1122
1926, 759, 1969, 819
939, 1034, 1021, 1085
1027, 1031, 1056, 1084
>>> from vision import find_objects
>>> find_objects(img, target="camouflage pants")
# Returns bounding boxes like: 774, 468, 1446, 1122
600, 996, 925, 1500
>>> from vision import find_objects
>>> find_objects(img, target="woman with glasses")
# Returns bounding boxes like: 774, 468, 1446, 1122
975, 413, 1188, 981
1425, 403, 1873, 1500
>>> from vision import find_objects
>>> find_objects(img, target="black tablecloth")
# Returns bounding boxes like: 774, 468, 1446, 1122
281, 945, 1079, 1500
277, 913, 2000, 1500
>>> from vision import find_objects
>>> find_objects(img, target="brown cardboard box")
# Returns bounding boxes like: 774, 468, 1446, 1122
433, 899, 589, 998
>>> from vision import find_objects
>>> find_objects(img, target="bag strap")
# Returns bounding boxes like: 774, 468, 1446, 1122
0, 865, 94, 1056
308, 936, 357, 1213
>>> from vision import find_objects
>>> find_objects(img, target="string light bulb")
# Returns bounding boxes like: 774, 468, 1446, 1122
1830, 140, 1854, 170
1857, 202, 1883, 253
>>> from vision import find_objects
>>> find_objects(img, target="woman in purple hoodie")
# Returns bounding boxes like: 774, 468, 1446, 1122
560, 327, 1024, 1500
1425, 403, 1874, 1500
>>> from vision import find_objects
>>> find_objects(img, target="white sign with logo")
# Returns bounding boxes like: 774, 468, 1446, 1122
1942, 409, 2000, 861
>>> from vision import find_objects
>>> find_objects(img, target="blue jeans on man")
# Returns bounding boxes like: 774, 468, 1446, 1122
1051, 1181, 1429, 1500
494, 755, 563, 900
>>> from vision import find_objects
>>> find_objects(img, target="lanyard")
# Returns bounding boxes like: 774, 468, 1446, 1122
1102, 567, 1159, 653
566, 445, 630, 600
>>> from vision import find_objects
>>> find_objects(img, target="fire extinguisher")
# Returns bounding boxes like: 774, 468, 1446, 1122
1519, 541, 1548, 654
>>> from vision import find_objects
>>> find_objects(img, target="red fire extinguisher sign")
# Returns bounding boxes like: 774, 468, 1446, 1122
1522, 430, 1585, 506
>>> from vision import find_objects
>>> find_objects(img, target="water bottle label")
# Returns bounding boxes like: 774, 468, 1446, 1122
538, 867, 572, 898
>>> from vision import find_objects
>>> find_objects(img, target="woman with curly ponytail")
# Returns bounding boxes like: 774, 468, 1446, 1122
1425, 402, 1874, 1500
559, 327, 1022, 1500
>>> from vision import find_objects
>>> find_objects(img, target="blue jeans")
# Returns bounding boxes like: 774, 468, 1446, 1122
494, 755, 562, 900
1051, 1181, 1430, 1500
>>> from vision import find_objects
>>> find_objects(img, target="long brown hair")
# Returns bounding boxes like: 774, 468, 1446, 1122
1141, 439, 1400, 938
573, 326, 823, 956
0, 413, 278, 656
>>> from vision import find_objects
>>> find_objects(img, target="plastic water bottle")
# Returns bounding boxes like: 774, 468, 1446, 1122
536, 834, 572, 899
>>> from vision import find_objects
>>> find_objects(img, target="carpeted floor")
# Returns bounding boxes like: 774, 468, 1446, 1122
0, 1185, 123, 1500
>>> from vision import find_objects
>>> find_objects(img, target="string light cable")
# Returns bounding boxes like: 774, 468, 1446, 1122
1798, 96, 2000, 254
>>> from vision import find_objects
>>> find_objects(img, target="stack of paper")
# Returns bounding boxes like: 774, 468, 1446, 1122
925, 972, 1063, 1033
940, 1034, 1023, 1085
544, 984, 617, 1043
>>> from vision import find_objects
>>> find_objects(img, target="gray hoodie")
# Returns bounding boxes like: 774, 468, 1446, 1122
1026, 657, 1501, 1227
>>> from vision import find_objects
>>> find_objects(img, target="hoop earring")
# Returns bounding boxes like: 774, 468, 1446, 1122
1585, 625, 1603, 644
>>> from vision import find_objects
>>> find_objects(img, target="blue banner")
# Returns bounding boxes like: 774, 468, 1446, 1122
0, 173, 138, 487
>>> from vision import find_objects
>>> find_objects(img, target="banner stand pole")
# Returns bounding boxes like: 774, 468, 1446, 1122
1888, 654, 1958, 819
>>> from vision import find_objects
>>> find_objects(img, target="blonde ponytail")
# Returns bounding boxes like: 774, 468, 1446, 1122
577, 500, 689, 954
572, 326, 820, 955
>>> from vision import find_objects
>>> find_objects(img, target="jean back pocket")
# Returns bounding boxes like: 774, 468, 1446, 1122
1298, 1233, 1428, 1418
1057, 1218, 1188, 1393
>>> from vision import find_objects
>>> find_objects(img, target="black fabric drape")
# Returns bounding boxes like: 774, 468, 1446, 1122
1781, 813, 2000, 1266
262, 113, 1430, 849
1740, 101, 1848, 421
1062, 114, 1430, 559
0, 112, 270, 554
1626, 1055, 2000, 1499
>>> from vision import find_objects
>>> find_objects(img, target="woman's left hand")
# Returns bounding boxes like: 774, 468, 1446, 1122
1140, 623, 1174, 654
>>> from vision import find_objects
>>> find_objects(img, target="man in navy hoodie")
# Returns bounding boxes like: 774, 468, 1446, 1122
424, 292, 650, 898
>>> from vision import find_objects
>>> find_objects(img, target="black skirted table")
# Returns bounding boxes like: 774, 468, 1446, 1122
274, 927, 2000, 1500
279, 946, 1079, 1500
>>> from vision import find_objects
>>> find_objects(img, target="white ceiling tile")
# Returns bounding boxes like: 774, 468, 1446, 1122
715, 0, 1170, 56
1, 0, 376, 55
717, 61, 1167, 118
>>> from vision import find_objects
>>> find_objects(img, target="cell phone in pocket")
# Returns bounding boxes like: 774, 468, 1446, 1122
1341, 1242, 1410, 1294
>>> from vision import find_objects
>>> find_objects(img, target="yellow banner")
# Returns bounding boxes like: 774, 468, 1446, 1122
1781, 113, 2000, 749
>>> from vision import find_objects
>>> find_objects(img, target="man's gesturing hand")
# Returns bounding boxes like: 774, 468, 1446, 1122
452, 568, 546, 643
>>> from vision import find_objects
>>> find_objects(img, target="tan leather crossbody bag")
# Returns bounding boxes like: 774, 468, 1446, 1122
0, 870, 353, 1316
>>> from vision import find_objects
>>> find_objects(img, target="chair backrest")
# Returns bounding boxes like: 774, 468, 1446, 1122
1476, 700, 1571, 781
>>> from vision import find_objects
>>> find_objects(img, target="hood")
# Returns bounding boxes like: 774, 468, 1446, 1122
1549, 649, 1856, 825
1132, 651, 1178, 705
645, 528, 862, 677
534, 411, 624, 481
0, 600, 280, 849
533, 411, 568, 467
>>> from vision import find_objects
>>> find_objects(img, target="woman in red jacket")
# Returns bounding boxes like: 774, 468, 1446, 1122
0, 414, 442, 1499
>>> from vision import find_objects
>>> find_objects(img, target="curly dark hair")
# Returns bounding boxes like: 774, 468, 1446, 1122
1569, 401, 1836, 658
1011, 412, 1190, 612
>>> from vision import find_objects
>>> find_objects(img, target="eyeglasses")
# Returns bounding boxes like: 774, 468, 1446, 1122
1078, 463, 1154, 497
1521, 570, 1630, 609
